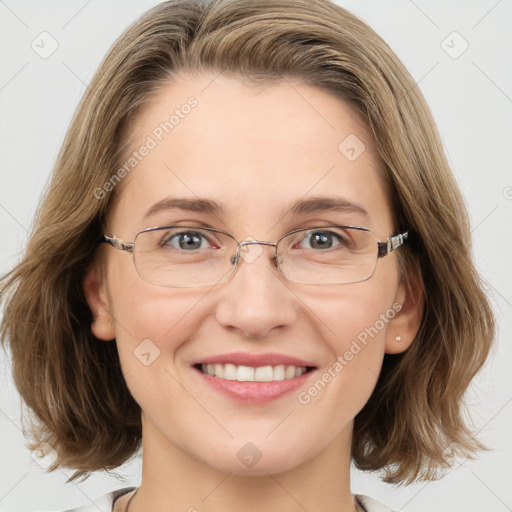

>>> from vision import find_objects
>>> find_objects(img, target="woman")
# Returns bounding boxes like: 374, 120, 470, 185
0, 0, 495, 511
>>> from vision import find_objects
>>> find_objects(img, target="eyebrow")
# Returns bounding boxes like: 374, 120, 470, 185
143, 197, 225, 219
288, 196, 368, 218
142, 196, 368, 220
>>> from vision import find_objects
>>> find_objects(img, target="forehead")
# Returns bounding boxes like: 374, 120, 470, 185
109, 73, 394, 237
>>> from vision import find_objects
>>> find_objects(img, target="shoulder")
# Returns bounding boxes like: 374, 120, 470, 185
33, 487, 136, 512
354, 493, 397, 512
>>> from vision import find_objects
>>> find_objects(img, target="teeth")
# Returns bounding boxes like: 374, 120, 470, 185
200, 363, 308, 381
237, 365, 254, 381
285, 365, 296, 379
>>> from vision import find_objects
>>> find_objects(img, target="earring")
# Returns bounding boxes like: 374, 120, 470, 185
395, 335, 402, 342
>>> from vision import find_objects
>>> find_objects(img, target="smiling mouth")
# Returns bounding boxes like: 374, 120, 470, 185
194, 363, 316, 382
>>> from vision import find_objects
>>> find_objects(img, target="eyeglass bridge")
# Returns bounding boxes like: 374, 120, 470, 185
230, 239, 278, 265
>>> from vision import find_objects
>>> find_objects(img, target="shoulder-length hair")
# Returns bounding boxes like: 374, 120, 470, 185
0, 0, 494, 484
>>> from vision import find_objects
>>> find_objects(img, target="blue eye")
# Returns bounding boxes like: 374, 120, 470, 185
299, 230, 346, 250
164, 230, 211, 251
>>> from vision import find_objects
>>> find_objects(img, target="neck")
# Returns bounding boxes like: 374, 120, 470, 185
130, 417, 358, 512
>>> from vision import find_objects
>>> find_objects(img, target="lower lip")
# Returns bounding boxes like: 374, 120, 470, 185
193, 366, 316, 403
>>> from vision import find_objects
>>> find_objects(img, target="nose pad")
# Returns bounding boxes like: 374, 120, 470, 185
239, 237, 265, 264
231, 238, 280, 276
225, 238, 282, 289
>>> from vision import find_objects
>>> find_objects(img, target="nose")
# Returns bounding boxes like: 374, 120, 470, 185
214, 242, 299, 339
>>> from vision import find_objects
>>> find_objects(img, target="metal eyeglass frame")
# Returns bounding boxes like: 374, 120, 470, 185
100, 225, 409, 287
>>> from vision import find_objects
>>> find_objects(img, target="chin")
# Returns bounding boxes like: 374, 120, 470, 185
198, 438, 314, 476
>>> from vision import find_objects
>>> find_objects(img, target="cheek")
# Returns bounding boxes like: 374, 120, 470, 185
300, 279, 398, 414
313, 278, 395, 353
105, 256, 206, 381
329, 297, 388, 409
113, 288, 204, 355
106, 250, 201, 340
342, 296, 390, 352
109, 285, 210, 421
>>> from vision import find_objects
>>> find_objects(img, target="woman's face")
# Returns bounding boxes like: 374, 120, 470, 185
87, 73, 417, 476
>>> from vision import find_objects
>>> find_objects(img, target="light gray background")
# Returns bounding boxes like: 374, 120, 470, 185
1, 1, 511, 511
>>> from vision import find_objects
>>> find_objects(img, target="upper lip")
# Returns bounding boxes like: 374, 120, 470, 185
194, 352, 317, 368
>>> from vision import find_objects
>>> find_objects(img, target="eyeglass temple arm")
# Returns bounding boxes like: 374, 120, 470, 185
100, 235, 134, 253
377, 231, 408, 258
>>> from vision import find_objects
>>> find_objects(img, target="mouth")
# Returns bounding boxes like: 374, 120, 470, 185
193, 363, 316, 382
190, 352, 318, 403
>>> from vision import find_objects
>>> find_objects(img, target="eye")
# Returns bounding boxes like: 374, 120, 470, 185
298, 230, 347, 250
162, 230, 212, 251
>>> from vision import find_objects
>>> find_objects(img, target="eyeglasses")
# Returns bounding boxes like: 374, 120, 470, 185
100, 225, 408, 287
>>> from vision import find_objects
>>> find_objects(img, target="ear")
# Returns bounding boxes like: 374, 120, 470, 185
385, 276, 423, 354
83, 259, 116, 341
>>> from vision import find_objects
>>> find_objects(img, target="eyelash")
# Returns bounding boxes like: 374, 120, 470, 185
160, 228, 349, 251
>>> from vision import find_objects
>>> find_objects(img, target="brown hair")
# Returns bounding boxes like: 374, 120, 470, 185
0, 0, 494, 484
